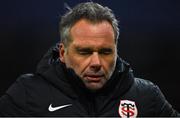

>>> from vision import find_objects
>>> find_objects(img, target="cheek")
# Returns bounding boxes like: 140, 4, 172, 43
76, 57, 91, 74
65, 54, 90, 75
102, 55, 117, 73
65, 55, 79, 68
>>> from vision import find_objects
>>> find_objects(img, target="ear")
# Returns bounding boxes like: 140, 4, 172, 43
59, 43, 65, 63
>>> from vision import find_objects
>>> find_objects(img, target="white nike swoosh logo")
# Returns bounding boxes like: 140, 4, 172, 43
48, 104, 72, 112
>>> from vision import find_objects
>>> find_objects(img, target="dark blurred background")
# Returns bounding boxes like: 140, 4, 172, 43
0, 0, 180, 111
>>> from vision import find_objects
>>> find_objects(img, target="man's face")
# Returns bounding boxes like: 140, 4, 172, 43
60, 19, 117, 91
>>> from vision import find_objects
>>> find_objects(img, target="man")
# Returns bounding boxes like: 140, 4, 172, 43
0, 2, 179, 117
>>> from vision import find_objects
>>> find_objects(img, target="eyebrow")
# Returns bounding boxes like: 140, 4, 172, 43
75, 47, 93, 52
75, 46, 113, 53
99, 48, 113, 52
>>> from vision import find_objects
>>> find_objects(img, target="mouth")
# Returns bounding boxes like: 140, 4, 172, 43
85, 74, 104, 82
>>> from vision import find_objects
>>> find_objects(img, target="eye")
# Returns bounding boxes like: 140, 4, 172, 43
99, 48, 113, 55
76, 48, 93, 55
79, 51, 92, 55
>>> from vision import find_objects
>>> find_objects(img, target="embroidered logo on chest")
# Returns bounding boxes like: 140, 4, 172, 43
118, 100, 138, 118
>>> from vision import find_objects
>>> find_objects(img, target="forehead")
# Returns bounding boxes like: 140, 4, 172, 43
71, 19, 114, 37
70, 19, 115, 47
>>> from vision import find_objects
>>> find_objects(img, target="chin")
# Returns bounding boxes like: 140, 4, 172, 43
85, 83, 104, 91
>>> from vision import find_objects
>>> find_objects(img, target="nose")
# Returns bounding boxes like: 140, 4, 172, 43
90, 52, 101, 71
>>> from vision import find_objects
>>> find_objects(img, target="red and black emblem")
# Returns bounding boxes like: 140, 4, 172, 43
119, 100, 138, 118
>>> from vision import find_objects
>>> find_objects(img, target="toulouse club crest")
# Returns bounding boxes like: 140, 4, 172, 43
119, 100, 138, 118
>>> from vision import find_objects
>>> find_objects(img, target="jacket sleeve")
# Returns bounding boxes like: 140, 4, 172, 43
153, 85, 180, 116
0, 75, 30, 116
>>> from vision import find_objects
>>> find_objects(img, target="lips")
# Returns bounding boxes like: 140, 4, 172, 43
85, 74, 104, 82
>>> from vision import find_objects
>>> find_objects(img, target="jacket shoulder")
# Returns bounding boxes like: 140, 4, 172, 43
0, 73, 51, 116
16, 73, 49, 89
129, 78, 179, 116
128, 78, 158, 100
134, 78, 155, 88
14, 73, 51, 108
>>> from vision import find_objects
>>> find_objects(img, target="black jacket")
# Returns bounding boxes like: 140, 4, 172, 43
0, 45, 179, 117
